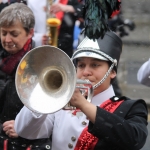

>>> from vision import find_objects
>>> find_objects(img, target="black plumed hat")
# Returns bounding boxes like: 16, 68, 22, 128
72, 30, 122, 72
72, 0, 122, 72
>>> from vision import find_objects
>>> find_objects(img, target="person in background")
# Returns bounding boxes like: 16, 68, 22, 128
108, 11, 136, 38
0, 0, 8, 12
0, 3, 51, 149
14, 29, 148, 149
0, 0, 28, 53
137, 59, 150, 87
0, 0, 8, 52
27, 0, 83, 58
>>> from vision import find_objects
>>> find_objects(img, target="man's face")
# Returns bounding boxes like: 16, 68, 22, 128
0, 21, 33, 54
76, 57, 116, 95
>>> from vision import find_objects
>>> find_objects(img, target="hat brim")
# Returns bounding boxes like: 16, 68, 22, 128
72, 51, 108, 61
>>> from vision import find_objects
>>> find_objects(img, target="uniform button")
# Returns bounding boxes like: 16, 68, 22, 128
71, 136, 76, 142
35, 145, 39, 147
45, 145, 51, 149
21, 144, 26, 147
114, 97, 119, 101
82, 121, 87, 125
68, 143, 73, 149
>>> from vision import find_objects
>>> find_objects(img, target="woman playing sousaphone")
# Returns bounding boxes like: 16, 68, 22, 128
15, 0, 148, 150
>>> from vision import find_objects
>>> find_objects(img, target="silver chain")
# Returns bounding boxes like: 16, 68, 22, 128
93, 63, 115, 89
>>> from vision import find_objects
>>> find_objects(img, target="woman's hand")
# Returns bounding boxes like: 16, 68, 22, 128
3, 120, 18, 138
70, 88, 97, 123
70, 88, 87, 109
50, 3, 66, 14
50, 3, 75, 14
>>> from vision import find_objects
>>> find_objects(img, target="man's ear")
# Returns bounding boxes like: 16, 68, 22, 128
28, 28, 34, 38
110, 69, 117, 79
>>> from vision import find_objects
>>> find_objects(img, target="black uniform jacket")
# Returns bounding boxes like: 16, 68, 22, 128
88, 97, 148, 150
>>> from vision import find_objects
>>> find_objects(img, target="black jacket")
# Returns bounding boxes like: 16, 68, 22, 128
0, 40, 35, 123
0, 64, 23, 123
0, 42, 52, 150
88, 97, 148, 150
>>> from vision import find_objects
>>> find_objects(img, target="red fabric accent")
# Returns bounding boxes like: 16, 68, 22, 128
26, 146, 32, 150
0, 38, 32, 75
3, 139, 32, 150
100, 99, 123, 113
72, 109, 81, 115
75, 127, 98, 150
55, 0, 68, 21
3, 139, 8, 150
111, 0, 121, 18
111, 10, 120, 18
74, 99, 124, 150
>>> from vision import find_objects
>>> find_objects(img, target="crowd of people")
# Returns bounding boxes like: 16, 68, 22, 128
0, 0, 149, 150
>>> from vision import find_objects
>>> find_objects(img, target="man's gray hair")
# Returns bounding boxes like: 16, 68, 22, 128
0, 3, 35, 33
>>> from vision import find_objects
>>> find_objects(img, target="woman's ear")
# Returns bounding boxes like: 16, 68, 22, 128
110, 69, 117, 79
28, 28, 34, 38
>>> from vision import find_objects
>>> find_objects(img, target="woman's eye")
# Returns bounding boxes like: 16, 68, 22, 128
10, 32, 19, 37
92, 64, 100, 67
77, 64, 85, 68
12, 34, 18, 37
2, 32, 7, 36
2, 33, 6, 36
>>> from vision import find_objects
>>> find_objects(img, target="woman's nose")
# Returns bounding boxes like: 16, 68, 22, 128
83, 66, 92, 76
5, 34, 12, 42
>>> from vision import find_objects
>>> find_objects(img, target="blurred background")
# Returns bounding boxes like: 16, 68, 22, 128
117, 1, 150, 150
119, 0, 150, 106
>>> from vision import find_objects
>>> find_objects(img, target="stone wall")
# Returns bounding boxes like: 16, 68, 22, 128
120, 0, 150, 43
122, 0, 150, 24
116, 0, 150, 104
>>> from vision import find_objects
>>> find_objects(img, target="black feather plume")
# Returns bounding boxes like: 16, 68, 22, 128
82, 0, 121, 40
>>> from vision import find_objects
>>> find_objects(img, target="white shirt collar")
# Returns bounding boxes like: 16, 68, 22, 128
91, 85, 115, 106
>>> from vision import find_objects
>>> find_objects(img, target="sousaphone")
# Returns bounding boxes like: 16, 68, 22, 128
15, 45, 93, 114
